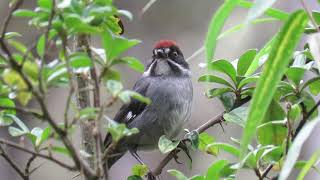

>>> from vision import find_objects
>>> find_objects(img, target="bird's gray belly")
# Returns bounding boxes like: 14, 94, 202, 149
126, 77, 192, 150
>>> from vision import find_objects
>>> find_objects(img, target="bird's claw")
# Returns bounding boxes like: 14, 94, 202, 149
146, 172, 156, 180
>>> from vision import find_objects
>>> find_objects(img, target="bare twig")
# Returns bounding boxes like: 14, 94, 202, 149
24, 154, 36, 176
0, 145, 28, 180
261, 164, 274, 179
0, 139, 76, 171
151, 97, 250, 177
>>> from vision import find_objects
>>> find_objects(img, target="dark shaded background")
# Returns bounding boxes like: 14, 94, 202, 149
0, 0, 319, 179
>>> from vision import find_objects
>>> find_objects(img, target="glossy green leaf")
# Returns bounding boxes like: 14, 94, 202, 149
279, 116, 320, 180
246, 0, 278, 22
205, 88, 233, 99
237, 75, 259, 89
297, 150, 320, 180
223, 106, 248, 128
102, 31, 140, 61
205, 0, 239, 64
241, 10, 308, 157
208, 59, 237, 83
237, 49, 257, 76
218, 92, 235, 111
244, 34, 277, 76
198, 132, 218, 156
127, 175, 143, 180
118, 57, 145, 73
185, 130, 199, 150
198, 75, 234, 88
132, 164, 148, 177
158, 135, 180, 154
285, 67, 305, 86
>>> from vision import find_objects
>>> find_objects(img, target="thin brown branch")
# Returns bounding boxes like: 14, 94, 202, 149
151, 97, 251, 177
261, 164, 274, 179
24, 154, 36, 176
0, 139, 77, 171
0, 145, 28, 180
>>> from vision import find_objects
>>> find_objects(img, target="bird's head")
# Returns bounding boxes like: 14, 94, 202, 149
144, 40, 190, 77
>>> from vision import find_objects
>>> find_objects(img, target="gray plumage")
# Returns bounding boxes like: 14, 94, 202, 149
105, 41, 193, 168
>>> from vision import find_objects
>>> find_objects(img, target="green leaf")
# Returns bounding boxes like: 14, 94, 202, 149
167, 169, 188, 180
246, 0, 278, 22
9, 126, 27, 136
206, 143, 240, 157
78, 107, 98, 120
158, 135, 180, 154
51, 146, 71, 156
198, 132, 218, 156
244, 34, 277, 76
288, 104, 301, 121
119, 91, 151, 105
38, 0, 52, 9
118, 57, 145, 73
131, 164, 148, 177
205, 0, 239, 64
7, 114, 29, 132
237, 75, 260, 89
240, 10, 308, 157
219, 92, 235, 112
13, 9, 37, 17
208, 59, 237, 83
279, 116, 320, 180
309, 79, 320, 96
69, 53, 93, 68
238, 0, 289, 21
37, 35, 45, 57
4, 32, 22, 39
0, 98, 16, 115
206, 160, 229, 180
223, 107, 248, 128
0, 114, 14, 127
101, 68, 121, 81
297, 150, 320, 180
106, 80, 123, 96
185, 130, 199, 150
285, 67, 305, 86
198, 75, 234, 88
102, 31, 140, 61
205, 88, 233, 99
3, 69, 32, 105
127, 175, 143, 180
237, 49, 257, 76
106, 119, 139, 142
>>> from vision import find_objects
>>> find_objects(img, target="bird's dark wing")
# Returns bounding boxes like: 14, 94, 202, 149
104, 76, 150, 146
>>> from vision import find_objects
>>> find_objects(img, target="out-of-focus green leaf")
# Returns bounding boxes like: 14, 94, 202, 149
237, 49, 257, 76
279, 116, 320, 180
206, 160, 229, 180
198, 132, 218, 156
119, 91, 151, 105
0, 98, 16, 115
205, 0, 239, 64
198, 75, 234, 88
246, 0, 278, 22
51, 146, 71, 156
131, 164, 148, 177
9, 126, 27, 136
238, 0, 289, 21
297, 150, 320, 180
206, 143, 240, 157
288, 104, 301, 121
223, 107, 248, 128
208, 59, 237, 83
168, 169, 188, 180
4, 32, 22, 39
101, 68, 121, 81
13, 9, 37, 17
78, 107, 99, 120
309, 79, 320, 96
106, 119, 139, 142
127, 175, 143, 180
240, 10, 308, 157
37, 35, 45, 57
106, 80, 123, 96
158, 135, 180, 154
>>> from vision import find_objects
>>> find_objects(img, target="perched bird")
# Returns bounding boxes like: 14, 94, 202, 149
104, 40, 193, 168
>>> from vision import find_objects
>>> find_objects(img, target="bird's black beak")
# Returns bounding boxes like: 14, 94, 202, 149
154, 48, 167, 59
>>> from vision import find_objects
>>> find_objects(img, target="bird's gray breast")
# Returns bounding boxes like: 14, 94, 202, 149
127, 76, 193, 149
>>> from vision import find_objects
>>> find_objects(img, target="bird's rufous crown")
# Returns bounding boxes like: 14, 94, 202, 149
154, 40, 177, 49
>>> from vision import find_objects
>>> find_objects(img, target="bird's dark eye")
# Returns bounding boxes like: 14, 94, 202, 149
172, 51, 178, 57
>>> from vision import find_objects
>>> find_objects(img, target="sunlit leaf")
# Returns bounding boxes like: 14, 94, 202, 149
158, 135, 180, 154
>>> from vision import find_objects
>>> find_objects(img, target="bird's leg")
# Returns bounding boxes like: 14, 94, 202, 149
128, 148, 156, 180
129, 148, 145, 165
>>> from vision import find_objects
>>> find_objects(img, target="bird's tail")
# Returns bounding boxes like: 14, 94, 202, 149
104, 134, 126, 169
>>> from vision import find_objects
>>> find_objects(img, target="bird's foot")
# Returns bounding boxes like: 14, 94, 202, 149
146, 172, 156, 180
